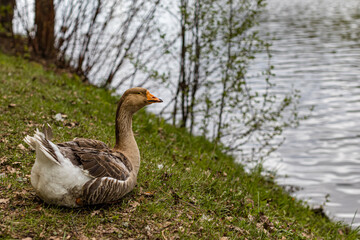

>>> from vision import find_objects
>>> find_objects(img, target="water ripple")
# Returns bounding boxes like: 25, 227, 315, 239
252, 0, 360, 226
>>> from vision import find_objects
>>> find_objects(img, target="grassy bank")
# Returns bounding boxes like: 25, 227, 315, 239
0, 52, 358, 239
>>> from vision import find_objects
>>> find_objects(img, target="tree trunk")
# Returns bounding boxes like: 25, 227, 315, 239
189, 0, 201, 134
178, 0, 188, 128
34, 0, 55, 58
0, 0, 15, 33
216, 0, 233, 143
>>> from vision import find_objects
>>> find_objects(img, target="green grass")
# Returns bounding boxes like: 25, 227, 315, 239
0, 52, 358, 239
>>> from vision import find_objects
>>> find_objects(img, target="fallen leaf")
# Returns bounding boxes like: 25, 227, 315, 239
143, 191, 154, 197
161, 221, 172, 229
0, 156, 7, 165
22, 238, 32, 240
0, 199, 10, 204
91, 210, 100, 217
8, 103, 16, 108
302, 232, 311, 238
6, 166, 16, 173
227, 225, 246, 234
16, 189, 28, 195
78, 234, 88, 240
18, 144, 27, 151
65, 121, 78, 128
130, 201, 140, 208
138, 195, 145, 202
49, 237, 61, 240
102, 226, 119, 234
161, 230, 168, 240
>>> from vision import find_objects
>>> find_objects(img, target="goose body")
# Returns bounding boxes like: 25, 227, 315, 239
24, 87, 162, 207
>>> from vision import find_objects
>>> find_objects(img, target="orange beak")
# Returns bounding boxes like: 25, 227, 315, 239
146, 90, 163, 104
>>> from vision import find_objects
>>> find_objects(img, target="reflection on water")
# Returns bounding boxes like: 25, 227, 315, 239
252, 0, 360, 226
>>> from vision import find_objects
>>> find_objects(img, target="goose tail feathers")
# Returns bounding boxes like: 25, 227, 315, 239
24, 125, 61, 165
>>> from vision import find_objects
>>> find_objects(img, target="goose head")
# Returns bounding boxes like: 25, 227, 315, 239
119, 87, 163, 114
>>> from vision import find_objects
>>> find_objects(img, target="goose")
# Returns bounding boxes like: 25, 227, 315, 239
24, 87, 163, 207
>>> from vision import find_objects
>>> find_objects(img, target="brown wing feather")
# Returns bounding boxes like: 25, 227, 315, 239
74, 149, 132, 180
55, 138, 134, 205
82, 177, 131, 205
57, 142, 133, 180
58, 138, 108, 149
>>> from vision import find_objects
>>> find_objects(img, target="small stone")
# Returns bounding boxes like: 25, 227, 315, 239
54, 113, 63, 121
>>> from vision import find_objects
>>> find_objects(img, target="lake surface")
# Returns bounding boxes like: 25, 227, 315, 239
253, 0, 360, 227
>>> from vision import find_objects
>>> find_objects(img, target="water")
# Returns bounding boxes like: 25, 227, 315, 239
254, 0, 360, 227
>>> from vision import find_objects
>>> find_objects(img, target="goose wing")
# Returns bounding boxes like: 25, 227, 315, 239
74, 148, 132, 180
82, 176, 133, 205
58, 145, 135, 205
57, 145, 133, 180
58, 138, 109, 149
58, 138, 131, 179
